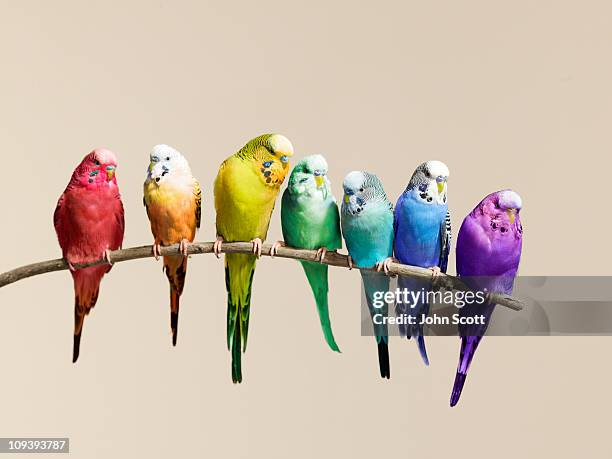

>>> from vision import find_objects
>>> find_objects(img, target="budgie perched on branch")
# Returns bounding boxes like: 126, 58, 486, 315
214, 134, 294, 383
272, 154, 343, 352
53, 148, 125, 363
341, 171, 394, 379
450, 190, 523, 407
143, 145, 201, 346
393, 160, 450, 365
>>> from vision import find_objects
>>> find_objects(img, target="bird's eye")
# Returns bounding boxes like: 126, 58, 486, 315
359, 188, 364, 192
299, 177, 308, 183
93, 159, 100, 166
166, 157, 170, 161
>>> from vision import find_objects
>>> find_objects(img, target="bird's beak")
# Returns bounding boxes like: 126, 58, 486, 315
280, 155, 289, 164
344, 194, 349, 204
106, 165, 116, 181
506, 208, 517, 225
436, 176, 446, 194
315, 175, 324, 188
149, 163, 169, 184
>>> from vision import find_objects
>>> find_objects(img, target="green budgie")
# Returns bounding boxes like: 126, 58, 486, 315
271, 155, 342, 352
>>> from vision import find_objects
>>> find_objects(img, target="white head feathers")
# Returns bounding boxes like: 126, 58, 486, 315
148, 144, 193, 184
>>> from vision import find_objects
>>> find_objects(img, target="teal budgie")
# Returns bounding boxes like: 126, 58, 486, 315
340, 171, 394, 379
272, 155, 342, 352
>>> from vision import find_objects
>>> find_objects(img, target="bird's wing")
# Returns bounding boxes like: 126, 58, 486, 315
115, 198, 125, 249
53, 192, 68, 252
53, 193, 65, 233
438, 210, 452, 273
143, 194, 151, 220
194, 179, 202, 229
393, 193, 404, 241
330, 200, 343, 250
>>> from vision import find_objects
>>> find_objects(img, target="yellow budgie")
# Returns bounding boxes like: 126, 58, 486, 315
144, 144, 201, 346
213, 134, 294, 383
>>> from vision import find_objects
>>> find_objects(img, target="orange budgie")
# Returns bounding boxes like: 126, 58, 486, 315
144, 144, 201, 346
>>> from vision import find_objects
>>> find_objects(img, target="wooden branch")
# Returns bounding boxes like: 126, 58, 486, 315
0, 241, 524, 311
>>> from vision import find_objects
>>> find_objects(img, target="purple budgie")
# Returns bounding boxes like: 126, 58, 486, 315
450, 190, 523, 407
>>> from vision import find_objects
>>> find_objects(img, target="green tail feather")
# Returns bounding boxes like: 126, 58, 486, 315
300, 261, 340, 352
225, 253, 256, 384
231, 315, 242, 383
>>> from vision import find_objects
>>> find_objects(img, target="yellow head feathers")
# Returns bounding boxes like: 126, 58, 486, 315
266, 134, 294, 162
233, 134, 294, 187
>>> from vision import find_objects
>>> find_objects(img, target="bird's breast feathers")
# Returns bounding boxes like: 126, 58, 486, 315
216, 157, 284, 204
144, 181, 198, 244
342, 206, 393, 267
144, 179, 196, 206
56, 186, 124, 263
282, 195, 340, 249
214, 157, 283, 241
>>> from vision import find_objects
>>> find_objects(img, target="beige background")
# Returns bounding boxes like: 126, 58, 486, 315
0, 1, 610, 458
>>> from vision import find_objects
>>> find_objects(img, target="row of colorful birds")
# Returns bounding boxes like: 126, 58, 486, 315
52, 133, 523, 407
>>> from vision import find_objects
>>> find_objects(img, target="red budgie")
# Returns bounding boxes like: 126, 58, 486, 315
53, 148, 125, 362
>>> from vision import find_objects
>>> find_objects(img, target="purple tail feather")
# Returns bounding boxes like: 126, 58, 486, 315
450, 336, 482, 407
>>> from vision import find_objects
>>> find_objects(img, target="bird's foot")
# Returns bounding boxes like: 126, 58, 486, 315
315, 247, 328, 263
213, 236, 224, 259
429, 266, 441, 281
376, 257, 397, 275
347, 255, 354, 270
152, 243, 162, 261
67, 260, 76, 272
251, 238, 263, 258
103, 249, 113, 265
270, 241, 285, 258
179, 239, 190, 257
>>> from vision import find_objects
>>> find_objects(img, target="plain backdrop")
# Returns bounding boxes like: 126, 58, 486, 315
0, 1, 610, 458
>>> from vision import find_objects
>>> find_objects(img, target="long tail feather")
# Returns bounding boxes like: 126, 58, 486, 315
232, 315, 242, 383
72, 332, 81, 363
417, 335, 429, 366
398, 275, 431, 366
300, 261, 340, 352
170, 297, 179, 347
164, 256, 187, 347
450, 336, 482, 407
73, 302, 85, 363
225, 253, 256, 384
71, 267, 103, 363
361, 271, 391, 379
377, 340, 390, 379
405, 329, 430, 365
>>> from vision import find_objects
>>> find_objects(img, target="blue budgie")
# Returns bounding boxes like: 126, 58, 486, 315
341, 171, 394, 379
394, 161, 450, 365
